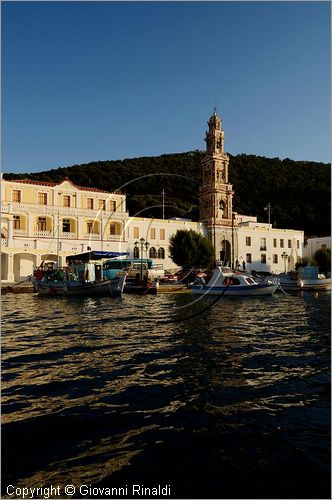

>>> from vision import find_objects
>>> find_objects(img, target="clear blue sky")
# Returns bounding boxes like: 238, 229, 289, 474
2, 1, 331, 173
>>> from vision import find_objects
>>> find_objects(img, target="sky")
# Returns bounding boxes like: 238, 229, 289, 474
1, 1, 331, 174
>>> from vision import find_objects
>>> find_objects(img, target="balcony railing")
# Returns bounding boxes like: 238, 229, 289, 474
260, 246, 267, 251
35, 230, 53, 238
13, 229, 28, 236
83, 233, 102, 240
60, 232, 77, 239
1, 201, 128, 220
1, 238, 7, 247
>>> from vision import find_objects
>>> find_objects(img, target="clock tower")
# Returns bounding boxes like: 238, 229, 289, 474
200, 110, 234, 225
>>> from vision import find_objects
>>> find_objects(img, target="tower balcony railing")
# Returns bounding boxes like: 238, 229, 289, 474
2, 238, 8, 247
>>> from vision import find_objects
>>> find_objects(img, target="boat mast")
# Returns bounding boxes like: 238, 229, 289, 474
162, 189, 165, 220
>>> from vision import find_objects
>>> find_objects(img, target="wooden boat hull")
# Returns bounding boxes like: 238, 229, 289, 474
191, 283, 278, 296
299, 279, 331, 291
35, 277, 125, 297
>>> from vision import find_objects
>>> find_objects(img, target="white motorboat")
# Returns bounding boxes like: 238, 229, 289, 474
297, 266, 331, 291
190, 267, 279, 297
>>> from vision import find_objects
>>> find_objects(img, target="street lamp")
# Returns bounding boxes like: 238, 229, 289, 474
134, 237, 150, 281
281, 251, 288, 273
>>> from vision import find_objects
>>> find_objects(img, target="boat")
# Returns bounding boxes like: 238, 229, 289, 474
277, 266, 331, 291
32, 251, 127, 297
277, 270, 300, 292
190, 267, 279, 296
297, 266, 331, 291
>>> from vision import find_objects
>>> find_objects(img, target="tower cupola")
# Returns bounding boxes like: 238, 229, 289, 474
205, 109, 224, 154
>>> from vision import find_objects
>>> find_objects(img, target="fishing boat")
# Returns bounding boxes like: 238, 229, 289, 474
190, 267, 279, 296
277, 270, 300, 292
32, 251, 127, 297
297, 266, 331, 291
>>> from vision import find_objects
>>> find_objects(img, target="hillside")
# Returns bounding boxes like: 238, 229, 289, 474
4, 152, 330, 237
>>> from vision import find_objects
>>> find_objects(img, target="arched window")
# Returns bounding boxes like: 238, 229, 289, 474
149, 247, 157, 259
133, 247, 139, 259
158, 247, 165, 259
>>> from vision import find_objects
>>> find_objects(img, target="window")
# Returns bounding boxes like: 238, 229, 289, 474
273, 254, 278, 263
150, 228, 156, 239
109, 224, 116, 235
280, 239, 284, 248
87, 222, 93, 233
87, 198, 94, 209
37, 217, 46, 231
245, 237, 251, 246
260, 237, 267, 251
149, 247, 157, 258
63, 195, 70, 207
38, 193, 47, 205
13, 216, 21, 230
160, 229, 165, 240
109, 201, 116, 212
261, 254, 267, 264
12, 190, 21, 202
222, 277, 241, 286
133, 247, 139, 258
246, 253, 252, 263
62, 219, 70, 232
273, 238, 277, 248
98, 199, 106, 211
297, 240, 300, 249
288, 239, 292, 249
158, 247, 165, 259
133, 227, 139, 239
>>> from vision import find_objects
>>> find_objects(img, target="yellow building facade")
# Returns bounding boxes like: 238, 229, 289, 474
1, 178, 127, 281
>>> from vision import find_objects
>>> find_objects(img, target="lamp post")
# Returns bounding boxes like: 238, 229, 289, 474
281, 251, 288, 273
231, 211, 237, 270
134, 237, 150, 281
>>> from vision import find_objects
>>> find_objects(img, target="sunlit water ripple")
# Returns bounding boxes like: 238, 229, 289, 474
2, 290, 330, 499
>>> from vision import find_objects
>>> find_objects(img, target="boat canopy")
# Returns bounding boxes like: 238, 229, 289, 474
66, 251, 129, 262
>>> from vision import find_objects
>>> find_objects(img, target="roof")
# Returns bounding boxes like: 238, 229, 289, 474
66, 251, 129, 262
11, 178, 121, 195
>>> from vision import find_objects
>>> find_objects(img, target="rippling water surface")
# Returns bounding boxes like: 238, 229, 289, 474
2, 290, 330, 498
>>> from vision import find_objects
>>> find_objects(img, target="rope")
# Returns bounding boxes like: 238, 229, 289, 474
12, 276, 32, 287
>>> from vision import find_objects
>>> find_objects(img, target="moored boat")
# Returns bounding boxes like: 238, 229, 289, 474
190, 267, 279, 296
277, 270, 300, 292
297, 266, 331, 291
32, 251, 127, 297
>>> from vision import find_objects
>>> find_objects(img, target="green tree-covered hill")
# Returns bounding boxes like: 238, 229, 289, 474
4, 152, 330, 237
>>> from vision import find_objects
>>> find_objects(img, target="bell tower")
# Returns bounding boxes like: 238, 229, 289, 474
200, 110, 234, 225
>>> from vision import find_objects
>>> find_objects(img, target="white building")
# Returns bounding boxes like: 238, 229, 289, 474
1, 111, 306, 282
303, 236, 331, 260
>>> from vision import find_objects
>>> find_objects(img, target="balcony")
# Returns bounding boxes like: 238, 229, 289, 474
13, 229, 28, 236
1, 201, 128, 220
260, 246, 267, 251
60, 232, 77, 239
2, 238, 7, 247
